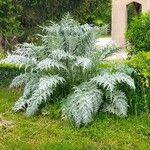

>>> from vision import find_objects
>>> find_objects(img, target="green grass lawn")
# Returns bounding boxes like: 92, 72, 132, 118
0, 87, 150, 150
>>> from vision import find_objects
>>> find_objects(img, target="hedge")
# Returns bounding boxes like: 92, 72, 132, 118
0, 64, 24, 87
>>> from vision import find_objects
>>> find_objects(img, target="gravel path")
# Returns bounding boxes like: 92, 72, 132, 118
96, 37, 128, 60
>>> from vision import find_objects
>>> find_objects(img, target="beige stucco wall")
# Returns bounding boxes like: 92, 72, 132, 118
112, 0, 150, 47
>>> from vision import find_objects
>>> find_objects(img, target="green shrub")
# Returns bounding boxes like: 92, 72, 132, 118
126, 13, 150, 54
128, 52, 150, 79
0, 64, 24, 87
127, 52, 150, 114
0, 0, 23, 50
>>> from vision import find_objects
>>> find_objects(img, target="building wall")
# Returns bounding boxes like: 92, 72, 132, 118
112, 0, 150, 47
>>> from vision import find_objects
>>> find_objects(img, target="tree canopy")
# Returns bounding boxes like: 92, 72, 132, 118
0, 0, 111, 50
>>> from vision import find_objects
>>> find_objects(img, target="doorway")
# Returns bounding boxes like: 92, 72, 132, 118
127, 2, 142, 26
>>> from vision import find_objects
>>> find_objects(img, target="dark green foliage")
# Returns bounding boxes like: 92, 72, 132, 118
0, 0, 111, 50
127, 3, 142, 26
0, 0, 23, 50
0, 0, 22, 37
20, 0, 111, 26
71, 0, 111, 25
0, 64, 24, 86
127, 3, 135, 25
126, 13, 150, 54
20, 0, 111, 42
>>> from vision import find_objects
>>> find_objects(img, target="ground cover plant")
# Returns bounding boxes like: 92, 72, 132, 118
1, 15, 135, 127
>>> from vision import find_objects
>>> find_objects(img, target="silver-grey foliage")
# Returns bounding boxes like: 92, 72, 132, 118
1, 14, 135, 127
63, 82, 103, 127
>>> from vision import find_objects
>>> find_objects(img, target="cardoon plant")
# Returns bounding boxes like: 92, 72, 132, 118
1, 15, 135, 127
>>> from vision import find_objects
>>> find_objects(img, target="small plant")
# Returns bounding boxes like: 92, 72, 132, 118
126, 13, 150, 55
1, 15, 135, 127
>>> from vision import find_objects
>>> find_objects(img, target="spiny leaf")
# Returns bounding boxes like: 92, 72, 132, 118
10, 73, 29, 88
104, 90, 129, 117
37, 58, 67, 70
63, 82, 102, 127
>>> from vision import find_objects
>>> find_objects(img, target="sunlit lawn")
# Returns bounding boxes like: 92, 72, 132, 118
0, 87, 150, 150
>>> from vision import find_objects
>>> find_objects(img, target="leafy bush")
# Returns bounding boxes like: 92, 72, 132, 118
0, 0, 111, 51
127, 52, 150, 79
1, 15, 135, 127
126, 13, 150, 54
0, 0, 23, 50
127, 52, 150, 114
0, 64, 24, 86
